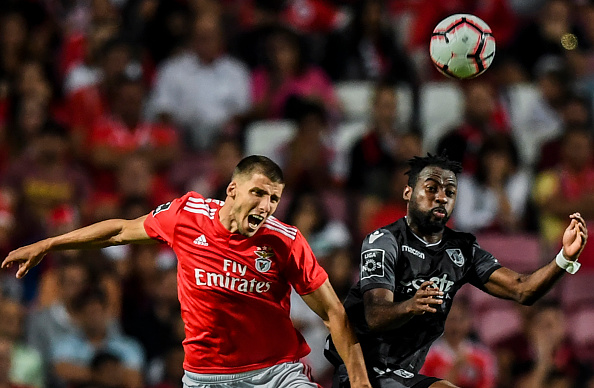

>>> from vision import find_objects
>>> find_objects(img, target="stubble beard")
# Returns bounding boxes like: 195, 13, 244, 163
408, 199, 449, 235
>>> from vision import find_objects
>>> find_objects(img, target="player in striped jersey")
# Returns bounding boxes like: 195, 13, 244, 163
2, 155, 371, 388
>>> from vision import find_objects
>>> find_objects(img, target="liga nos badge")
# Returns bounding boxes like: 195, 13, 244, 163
255, 246, 274, 273
446, 249, 465, 267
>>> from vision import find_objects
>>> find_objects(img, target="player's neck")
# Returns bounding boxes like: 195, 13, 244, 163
405, 217, 443, 244
218, 202, 238, 234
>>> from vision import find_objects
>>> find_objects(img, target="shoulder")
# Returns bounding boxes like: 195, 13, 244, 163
219, 55, 249, 75
176, 192, 224, 218
362, 223, 400, 250
444, 226, 476, 242
260, 216, 299, 242
157, 52, 196, 75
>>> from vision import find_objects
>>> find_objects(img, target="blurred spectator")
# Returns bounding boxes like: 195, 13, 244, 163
89, 352, 127, 388
62, 22, 120, 95
454, 134, 532, 233
284, 190, 350, 258
66, 38, 134, 157
249, 26, 340, 120
0, 336, 32, 388
346, 82, 408, 194
2, 123, 89, 241
50, 288, 144, 388
323, 0, 419, 123
27, 259, 91, 375
437, 81, 510, 173
420, 298, 497, 388
231, 0, 287, 70
149, 12, 250, 150
532, 127, 594, 264
149, 345, 184, 388
277, 98, 334, 191
536, 93, 591, 172
507, 0, 585, 80
512, 64, 571, 166
173, 136, 243, 201
494, 300, 589, 388
0, 299, 43, 388
88, 68, 179, 192
122, 267, 181, 378
358, 161, 410, 237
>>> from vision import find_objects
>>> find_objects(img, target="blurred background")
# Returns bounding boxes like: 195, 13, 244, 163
1, 0, 594, 387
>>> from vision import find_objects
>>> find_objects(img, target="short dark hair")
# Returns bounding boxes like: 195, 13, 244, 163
232, 155, 284, 184
405, 153, 463, 187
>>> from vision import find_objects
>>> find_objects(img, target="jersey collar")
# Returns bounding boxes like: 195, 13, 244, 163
404, 217, 442, 247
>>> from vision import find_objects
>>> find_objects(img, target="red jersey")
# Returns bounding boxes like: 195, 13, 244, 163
143, 192, 328, 374
420, 339, 497, 388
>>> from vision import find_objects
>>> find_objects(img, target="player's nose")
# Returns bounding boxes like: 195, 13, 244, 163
258, 196, 272, 213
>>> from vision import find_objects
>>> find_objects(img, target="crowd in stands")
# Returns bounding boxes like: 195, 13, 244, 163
2, 0, 594, 387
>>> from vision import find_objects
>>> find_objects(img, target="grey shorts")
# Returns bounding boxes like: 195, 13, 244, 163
183, 362, 321, 388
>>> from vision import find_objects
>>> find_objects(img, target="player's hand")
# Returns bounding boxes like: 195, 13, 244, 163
1, 241, 49, 278
406, 281, 444, 315
562, 212, 588, 261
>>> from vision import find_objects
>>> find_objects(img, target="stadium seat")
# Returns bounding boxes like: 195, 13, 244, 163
244, 120, 297, 163
419, 82, 464, 152
560, 273, 594, 310
335, 81, 373, 122
475, 233, 542, 273
335, 82, 413, 128
474, 306, 523, 346
506, 83, 562, 166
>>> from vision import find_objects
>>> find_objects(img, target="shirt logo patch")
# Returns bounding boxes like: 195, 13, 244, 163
255, 246, 274, 273
193, 235, 208, 246
368, 231, 384, 244
153, 201, 172, 215
402, 245, 425, 259
361, 249, 385, 279
446, 248, 465, 267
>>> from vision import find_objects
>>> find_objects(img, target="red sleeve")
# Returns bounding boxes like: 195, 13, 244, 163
143, 193, 190, 245
285, 230, 328, 295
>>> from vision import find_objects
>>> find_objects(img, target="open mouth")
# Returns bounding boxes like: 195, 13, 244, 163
247, 214, 265, 229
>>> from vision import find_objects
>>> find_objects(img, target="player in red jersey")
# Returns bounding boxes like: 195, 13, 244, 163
1, 155, 372, 388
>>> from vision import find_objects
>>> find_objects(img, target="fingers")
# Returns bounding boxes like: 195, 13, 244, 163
414, 281, 444, 314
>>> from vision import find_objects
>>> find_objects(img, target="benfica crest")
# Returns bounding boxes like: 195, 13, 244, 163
446, 249, 465, 267
255, 246, 275, 272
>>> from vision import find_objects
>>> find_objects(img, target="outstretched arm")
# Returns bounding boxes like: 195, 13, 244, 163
301, 279, 371, 388
2, 215, 155, 278
483, 213, 587, 305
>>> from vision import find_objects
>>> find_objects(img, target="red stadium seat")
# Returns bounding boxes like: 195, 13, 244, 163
560, 273, 594, 311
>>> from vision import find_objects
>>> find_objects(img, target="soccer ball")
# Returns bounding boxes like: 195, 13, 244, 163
429, 14, 496, 79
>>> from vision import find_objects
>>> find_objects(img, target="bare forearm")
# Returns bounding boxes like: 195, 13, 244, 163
45, 219, 148, 251
326, 309, 370, 387
487, 262, 565, 306
365, 300, 414, 331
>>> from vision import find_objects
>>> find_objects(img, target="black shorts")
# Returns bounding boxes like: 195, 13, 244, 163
333, 364, 441, 388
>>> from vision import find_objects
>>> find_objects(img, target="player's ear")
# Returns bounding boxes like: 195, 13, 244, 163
227, 181, 237, 198
403, 185, 412, 201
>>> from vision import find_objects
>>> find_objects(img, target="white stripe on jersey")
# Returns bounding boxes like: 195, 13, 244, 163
184, 202, 211, 210
265, 217, 297, 236
263, 224, 297, 240
183, 207, 216, 219
188, 197, 205, 203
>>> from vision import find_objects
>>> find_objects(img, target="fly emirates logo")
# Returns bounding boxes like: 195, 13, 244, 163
194, 259, 272, 294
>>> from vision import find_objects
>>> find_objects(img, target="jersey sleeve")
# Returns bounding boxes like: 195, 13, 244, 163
143, 194, 188, 245
359, 230, 398, 293
285, 230, 329, 295
468, 241, 502, 287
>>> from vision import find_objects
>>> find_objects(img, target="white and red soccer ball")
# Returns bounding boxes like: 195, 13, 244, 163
430, 14, 496, 80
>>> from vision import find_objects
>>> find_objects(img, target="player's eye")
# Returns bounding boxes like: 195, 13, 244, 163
446, 190, 456, 197
427, 186, 437, 193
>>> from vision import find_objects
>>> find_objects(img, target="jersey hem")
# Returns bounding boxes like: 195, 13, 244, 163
360, 282, 395, 294
295, 272, 329, 296
183, 355, 307, 374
